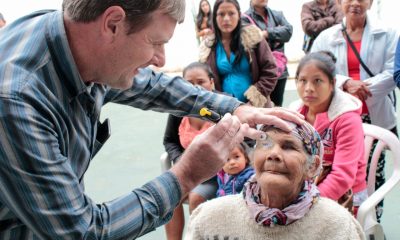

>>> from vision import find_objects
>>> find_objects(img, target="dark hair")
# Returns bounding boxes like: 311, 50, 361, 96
237, 142, 251, 166
295, 51, 337, 83
62, 0, 185, 34
196, 0, 212, 31
212, 0, 245, 65
182, 62, 214, 80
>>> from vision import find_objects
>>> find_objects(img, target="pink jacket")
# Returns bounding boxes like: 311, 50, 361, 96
291, 89, 367, 200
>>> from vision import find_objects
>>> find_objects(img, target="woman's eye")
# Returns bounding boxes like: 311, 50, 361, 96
282, 143, 296, 150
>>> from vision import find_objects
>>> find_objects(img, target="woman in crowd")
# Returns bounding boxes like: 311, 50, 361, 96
291, 51, 367, 215
196, 0, 213, 43
200, 0, 278, 108
242, 0, 293, 106
163, 62, 217, 240
301, 0, 343, 53
311, 0, 398, 220
394, 39, 400, 88
185, 120, 365, 240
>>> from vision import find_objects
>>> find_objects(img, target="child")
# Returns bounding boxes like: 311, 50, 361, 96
216, 142, 255, 197
163, 62, 216, 240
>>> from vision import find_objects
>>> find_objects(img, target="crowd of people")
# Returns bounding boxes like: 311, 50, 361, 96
0, 0, 398, 239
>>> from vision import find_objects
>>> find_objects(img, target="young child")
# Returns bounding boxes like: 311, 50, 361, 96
216, 142, 255, 197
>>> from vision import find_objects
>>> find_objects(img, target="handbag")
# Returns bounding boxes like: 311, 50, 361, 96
342, 23, 397, 107
314, 163, 354, 213
242, 13, 287, 78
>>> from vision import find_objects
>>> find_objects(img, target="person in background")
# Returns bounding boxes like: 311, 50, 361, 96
184, 120, 365, 240
291, 51, 367, 216
0, 13, 6, 28
216, 142, 254, 197
242, 0, 293, 107
394, 38, 400, 88
200, 0, 278, 108
0, 0, 304, 239
301, 0, 343, 53
163, 62, 217, 240
196, 0, 213, 43
311, 0, 398, 221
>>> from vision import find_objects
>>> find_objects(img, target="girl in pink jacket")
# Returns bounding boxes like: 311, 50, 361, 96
291, 51, 367, 215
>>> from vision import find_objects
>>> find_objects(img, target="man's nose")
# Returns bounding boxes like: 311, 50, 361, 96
151, 46, 166, 67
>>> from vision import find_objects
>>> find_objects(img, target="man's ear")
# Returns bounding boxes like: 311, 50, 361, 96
307, 155, 321, 179
101, 6, 126, 40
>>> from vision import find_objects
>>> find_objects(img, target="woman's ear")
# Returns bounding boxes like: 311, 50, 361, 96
307, 155, 321, 179
210, 78, 215, 90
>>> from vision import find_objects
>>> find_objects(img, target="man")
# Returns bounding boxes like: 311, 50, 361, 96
0, 0, 302, 239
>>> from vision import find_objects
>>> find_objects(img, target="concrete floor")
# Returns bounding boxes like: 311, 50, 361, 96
84, 80, 400, 240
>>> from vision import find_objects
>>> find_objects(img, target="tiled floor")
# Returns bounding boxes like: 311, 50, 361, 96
84, 81, 400, 240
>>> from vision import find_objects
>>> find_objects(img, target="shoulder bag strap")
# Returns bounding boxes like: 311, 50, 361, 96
341, 23, 374, 77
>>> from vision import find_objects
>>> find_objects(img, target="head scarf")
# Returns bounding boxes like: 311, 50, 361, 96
244, 120, 323, 227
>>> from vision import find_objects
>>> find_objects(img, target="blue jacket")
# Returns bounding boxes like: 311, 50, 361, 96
216, 166, 255, 197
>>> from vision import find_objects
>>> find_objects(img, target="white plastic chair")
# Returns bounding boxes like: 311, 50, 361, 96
358, 123, 400, 240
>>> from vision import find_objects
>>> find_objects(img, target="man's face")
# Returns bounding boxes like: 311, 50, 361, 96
103, 10, 177, 89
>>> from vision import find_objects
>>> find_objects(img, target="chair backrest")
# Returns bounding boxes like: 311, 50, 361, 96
358, 123, 400, 239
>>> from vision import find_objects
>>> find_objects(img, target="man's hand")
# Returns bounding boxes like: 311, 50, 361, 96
233, 105, 305, 132
343, 79, 372, 101
170, 113, 247, 196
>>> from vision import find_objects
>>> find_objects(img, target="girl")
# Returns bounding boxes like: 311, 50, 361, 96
216, 142, 255, 197
291, 51, 367, 216
196, 0, 213, 42
163, 62, 216, 240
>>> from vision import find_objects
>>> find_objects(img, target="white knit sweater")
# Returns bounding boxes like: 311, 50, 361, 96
184, 194, 365, 240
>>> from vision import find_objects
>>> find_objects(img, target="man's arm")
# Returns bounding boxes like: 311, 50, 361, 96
105, 68, 242, 118
0, 95, 180, 239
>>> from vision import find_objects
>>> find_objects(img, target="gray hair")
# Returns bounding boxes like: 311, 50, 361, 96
62, 0, 185, 34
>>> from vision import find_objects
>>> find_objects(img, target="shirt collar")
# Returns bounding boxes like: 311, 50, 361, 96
45, 11, 90, 101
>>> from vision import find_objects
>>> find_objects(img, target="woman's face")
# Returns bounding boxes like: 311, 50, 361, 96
216, 2, 240, 35
339, 0, 372, 19
223, 146, 248, 175
200, 0, 210, 14
183, 67, 214, 91
296, 61, 334, 112
252, 0, 269, 8
253, 130, 310, 197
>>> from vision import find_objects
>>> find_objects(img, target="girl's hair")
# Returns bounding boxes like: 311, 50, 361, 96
196, 0, 212, 31
295, 51, 337, 83
212, 0, 245, 65
182, 62, 215, 79
237, 142, 251, 166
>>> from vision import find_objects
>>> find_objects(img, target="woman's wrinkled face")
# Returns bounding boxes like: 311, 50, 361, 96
340, 0, 371, 19
216, 2, 240, 35
201, 0, 210, 14
295, 61, 334, 111
223, 146, 248, 175
253, 130, 309, 196
183, 67, 214, 91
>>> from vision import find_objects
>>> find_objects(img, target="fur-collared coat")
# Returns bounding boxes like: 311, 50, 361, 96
199, 25, 277, 107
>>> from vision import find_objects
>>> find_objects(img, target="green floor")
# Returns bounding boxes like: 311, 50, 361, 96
84, 83, 400, 240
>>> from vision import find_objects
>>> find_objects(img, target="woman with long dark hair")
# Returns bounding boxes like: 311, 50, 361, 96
196, 0, 213, 42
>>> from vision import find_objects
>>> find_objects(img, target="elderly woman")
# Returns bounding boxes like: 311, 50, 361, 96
184, 121, 365, 240
311, 0, 399, 220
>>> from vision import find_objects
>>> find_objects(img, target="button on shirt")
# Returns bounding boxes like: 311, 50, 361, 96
0, 10, 242, 239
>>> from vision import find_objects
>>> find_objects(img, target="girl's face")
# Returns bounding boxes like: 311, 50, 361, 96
216, 2, 240, 36
223, 146, 248, 175
200, 0, 210, 14
183, 68, 214, 91
296, 61, 334, 112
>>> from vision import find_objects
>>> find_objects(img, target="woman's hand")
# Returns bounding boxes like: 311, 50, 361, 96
343, 79, 372, 101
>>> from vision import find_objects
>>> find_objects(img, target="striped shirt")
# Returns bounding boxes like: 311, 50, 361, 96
0, 10, 242, 239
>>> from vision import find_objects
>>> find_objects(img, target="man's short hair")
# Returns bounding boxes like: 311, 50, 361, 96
62, 0, 185, 34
